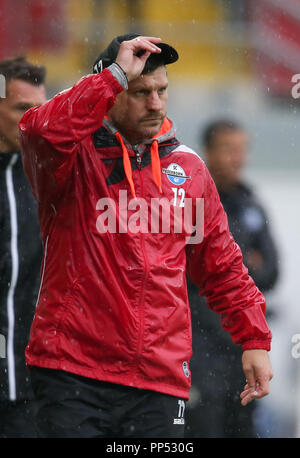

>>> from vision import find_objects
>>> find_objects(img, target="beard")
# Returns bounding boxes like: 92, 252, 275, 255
109, 108, 166, 144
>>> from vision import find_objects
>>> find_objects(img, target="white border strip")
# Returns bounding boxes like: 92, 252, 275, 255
172, 144, 204, 162
5, 154, 19, 401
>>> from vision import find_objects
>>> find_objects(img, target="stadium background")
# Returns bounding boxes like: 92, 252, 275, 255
1, 0, 299, 437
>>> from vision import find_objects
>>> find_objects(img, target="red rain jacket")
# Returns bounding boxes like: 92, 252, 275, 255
19, 68, 271, 399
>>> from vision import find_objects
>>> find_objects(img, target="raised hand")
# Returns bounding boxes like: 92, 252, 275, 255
115, 36, 162, 82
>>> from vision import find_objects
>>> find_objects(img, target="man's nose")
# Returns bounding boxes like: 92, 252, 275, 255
146, 92, 162, 111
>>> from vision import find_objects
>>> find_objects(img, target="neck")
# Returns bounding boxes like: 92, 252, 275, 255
105, 118, 151, 146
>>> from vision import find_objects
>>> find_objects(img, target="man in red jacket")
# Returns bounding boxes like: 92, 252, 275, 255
19, 34, 273, 438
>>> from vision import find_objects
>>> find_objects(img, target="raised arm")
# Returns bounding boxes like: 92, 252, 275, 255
19, 36, 162, 200
19, 36, 162, 154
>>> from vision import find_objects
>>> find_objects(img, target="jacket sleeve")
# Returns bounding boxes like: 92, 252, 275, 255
19, 68, 124, 200
186, 164, 272, 351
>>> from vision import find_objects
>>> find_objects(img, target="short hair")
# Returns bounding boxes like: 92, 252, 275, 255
0, 56, 46, 86
201, 119, 243, 149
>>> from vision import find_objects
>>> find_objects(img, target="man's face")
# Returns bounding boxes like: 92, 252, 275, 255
0, 78, 46, 152
205, 129, 249, 190
108, 66, 168, 144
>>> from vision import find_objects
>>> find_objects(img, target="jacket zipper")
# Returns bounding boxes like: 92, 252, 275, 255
134, 154, 150, 370
34, 234, 49, 308
135, 149, 142, 170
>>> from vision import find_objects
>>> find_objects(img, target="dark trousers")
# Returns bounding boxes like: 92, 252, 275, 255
30, 367, 186, 438
185, 334, 256, 438
0, 399, 38, 438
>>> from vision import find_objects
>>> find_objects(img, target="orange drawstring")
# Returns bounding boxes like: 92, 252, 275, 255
115, 131, 136, 199
150, 140, 162, 194
115, 132, 162, 198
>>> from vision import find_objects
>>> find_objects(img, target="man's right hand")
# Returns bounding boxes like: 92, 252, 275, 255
240, 349, 273, 406
115, 36, 162, 82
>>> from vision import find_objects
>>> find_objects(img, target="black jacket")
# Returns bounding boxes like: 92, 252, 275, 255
188, 181, 279, 349
0, 152, 42, 402
219, 182, 279, 292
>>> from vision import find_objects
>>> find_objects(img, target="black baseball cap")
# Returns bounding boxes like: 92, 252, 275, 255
93, 33, 179, 74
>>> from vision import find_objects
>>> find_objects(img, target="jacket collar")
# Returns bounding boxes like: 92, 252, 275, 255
96, 117, 177, 198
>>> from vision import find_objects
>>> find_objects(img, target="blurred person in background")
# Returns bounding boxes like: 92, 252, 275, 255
0, 57, 46, 437
185, 119, 279, 438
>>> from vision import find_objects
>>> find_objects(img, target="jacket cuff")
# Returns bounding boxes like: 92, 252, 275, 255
242, 339, 271, 351
107, 63, 128, 90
